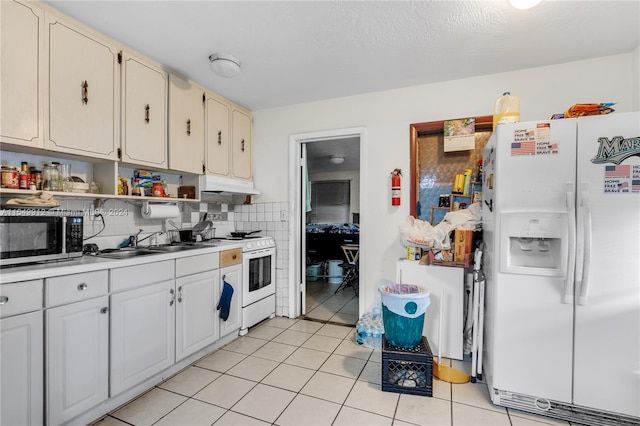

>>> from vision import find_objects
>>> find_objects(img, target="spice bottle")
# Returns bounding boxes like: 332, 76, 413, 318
18, 162, 29, 190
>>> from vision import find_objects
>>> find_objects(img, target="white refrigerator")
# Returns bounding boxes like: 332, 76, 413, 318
481, 112, 640, 425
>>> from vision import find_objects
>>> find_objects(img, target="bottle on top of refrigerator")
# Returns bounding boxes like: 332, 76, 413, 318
493, 91, 520, 130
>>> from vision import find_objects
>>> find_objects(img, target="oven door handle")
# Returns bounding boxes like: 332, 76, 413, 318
244, 248, 276, 258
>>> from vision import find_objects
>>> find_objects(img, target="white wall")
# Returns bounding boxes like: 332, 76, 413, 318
251, 53, 637, 314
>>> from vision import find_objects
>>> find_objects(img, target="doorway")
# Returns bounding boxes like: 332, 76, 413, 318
288, 127, 366, 326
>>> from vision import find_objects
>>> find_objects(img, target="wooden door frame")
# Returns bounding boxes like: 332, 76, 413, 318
409, 115, 493, 218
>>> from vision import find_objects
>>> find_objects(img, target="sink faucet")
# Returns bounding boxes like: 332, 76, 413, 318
129, 229, 144, 247
136, 230, 164, 246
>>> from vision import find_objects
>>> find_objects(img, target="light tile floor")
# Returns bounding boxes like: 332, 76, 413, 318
305, 278, 358, 326
93, 316, 574, 426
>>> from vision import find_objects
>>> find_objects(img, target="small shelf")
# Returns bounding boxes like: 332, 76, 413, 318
0, 147, 202, 203
0, 188, 200, 203
429, 182, 482, 225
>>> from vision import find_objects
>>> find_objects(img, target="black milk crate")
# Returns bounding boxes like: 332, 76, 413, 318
381, 335, 433, 397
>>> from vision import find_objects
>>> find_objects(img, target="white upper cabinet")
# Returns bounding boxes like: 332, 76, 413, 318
0, 1, 44, 148
231, 106, 252, 180
121, 52, 168, 168
168, 74, 205, 174
2, 2, 253, 185
205, 94, 231, 176
205, 94, 253, 181
45, 11, 120, 160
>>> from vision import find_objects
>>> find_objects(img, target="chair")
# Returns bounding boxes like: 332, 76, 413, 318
334, 244, 359, 296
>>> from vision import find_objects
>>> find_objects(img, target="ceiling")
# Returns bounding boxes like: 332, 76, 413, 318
306, 137, 360, 173
44, 1, 639, 112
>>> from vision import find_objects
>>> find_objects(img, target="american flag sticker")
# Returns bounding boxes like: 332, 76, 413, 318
632, 180, 640, 193
511, 141, 536, 156
605, 165, 631, 178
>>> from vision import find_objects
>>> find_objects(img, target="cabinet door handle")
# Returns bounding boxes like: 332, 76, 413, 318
77, 283, 88, 291
145, 104, 150, 123
186, 119, 191, 136
0, 295, 8, 305
169, 288, 175, 306
241, 138, 245, 152
218, 130, 222, 145
100, 307, 109, 314
82, 80, 89, 104
177, 286, 183, 303
232, 254, 237, 260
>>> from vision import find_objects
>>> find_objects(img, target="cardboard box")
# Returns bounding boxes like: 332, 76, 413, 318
454, 229, 474, 264
178, 185, 196, 199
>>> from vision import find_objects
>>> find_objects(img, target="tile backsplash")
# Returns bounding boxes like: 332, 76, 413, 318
57, 198, 290, 317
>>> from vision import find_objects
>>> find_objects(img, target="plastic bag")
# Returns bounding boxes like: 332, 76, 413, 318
399, 216, 452, 250
443, 203, 482, 230
356, 308, 384, 349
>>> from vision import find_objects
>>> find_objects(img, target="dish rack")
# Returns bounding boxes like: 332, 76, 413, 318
166, 228, 216, 243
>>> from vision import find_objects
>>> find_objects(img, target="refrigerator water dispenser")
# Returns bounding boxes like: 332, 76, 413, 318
499, 212, 568, 276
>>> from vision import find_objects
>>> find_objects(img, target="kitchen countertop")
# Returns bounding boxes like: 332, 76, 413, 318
0, 242, 244, 284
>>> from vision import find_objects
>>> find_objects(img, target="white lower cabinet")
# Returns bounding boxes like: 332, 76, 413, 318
45, 296, 109, 426
1, 310, 43, 426
175, 252, 220, 361
175, 270, 219, 361
44, 271, 109, 426
0, 250, 245, 425
110, 279, 175, 396
396, 260, 464, 360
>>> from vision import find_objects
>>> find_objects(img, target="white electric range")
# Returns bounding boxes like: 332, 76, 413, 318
214, 235, 276, 335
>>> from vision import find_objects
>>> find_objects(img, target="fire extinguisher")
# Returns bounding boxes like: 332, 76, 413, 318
391, 168, 402, 206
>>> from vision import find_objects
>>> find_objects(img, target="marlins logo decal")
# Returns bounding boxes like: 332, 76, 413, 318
591, 135, 640, 165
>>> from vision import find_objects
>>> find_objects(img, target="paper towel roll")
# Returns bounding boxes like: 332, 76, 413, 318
141, 204, 179, 219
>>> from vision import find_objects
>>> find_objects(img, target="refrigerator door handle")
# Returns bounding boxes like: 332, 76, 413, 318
563, 182, 576, 304
577, 182, 592, 306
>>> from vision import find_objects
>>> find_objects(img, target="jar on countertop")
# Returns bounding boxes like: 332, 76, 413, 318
1, 166, 19, 189
43, 163, 60, 191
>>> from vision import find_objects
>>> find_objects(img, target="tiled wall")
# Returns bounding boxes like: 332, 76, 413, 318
57, 198, 290, 317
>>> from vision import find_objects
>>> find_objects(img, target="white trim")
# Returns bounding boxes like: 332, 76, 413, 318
288, 127, 367, 319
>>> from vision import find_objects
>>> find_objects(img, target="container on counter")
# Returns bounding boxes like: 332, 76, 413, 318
59, 164, 73, 192
51, 162, 62, 191
18, 163, 29, 190
493, 91, 520, 130
1, 166, 19, 189
406, 246, 422, 261
31, 169, 42, 190
43, 163, 60, 191
152, 181, 165, 197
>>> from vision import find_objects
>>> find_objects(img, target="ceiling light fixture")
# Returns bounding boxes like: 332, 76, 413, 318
508, 0, 541, 9
330, 155, 345, 165
208, 53, 241, 78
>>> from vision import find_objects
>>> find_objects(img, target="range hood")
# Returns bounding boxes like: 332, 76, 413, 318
199, 175, 260, 195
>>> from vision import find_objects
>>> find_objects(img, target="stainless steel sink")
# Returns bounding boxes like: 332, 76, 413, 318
97, 248, 159, 259
147, 244, 204, 252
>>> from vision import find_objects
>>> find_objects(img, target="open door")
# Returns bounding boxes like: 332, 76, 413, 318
288, 127, 366, 322
300, 144, 308, 314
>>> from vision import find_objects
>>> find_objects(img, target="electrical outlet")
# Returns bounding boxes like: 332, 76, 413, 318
280, 210, 288, 221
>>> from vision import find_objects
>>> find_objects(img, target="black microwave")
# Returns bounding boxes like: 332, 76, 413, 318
0, 209, 84, 266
